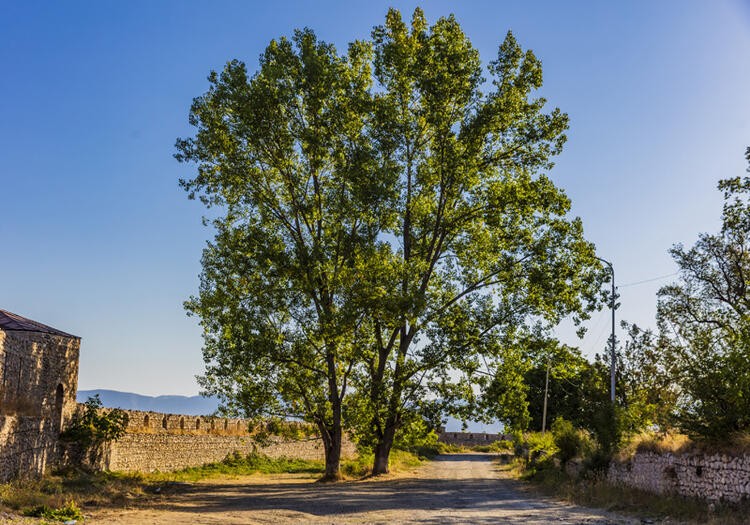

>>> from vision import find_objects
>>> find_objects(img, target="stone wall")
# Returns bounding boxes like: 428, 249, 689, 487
438, 431, 509, 447
0, 416, 60, 481
0, 330, 80, 423
0, 329, 80, 481
82, 408, 356, 473
608, 451, 750, 503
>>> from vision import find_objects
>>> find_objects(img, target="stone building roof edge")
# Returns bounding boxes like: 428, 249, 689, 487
0, 308, 80, 339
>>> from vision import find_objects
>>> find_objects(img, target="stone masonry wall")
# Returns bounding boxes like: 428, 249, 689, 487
86, 408, 356, 473
0, 330, 80, 423
608, 451, 750, 503
0, 330, 80, 481
438, 431, 509, 447
0, 416, 59, 481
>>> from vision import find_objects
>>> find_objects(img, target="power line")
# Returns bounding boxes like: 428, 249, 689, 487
619, 272, 679, 288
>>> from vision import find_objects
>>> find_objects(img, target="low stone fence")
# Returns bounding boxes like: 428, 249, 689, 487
438, 431, 509, 447
608, 451, 750, 503
74, 407, 356, 473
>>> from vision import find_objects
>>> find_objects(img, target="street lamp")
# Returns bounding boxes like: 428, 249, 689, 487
596, 257, 616, 404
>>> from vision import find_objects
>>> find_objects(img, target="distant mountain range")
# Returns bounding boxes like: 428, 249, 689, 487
77, 389, 221, 416
77, 389, 502, 433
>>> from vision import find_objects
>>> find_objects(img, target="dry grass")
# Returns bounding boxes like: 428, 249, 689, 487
614, 431, 693, 461
615, 431, 750, 462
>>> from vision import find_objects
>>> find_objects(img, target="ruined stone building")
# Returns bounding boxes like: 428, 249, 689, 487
0, 309, 80, 480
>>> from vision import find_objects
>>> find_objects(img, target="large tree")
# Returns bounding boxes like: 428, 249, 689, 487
354, 9, 604, 474
176, 30, 388, 480
178, 8, 605, 478
656, 147, 750, 439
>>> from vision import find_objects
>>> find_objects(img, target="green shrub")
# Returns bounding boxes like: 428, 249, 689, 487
60, 395, 129, 446
434, 442, 465, 454
551, 417, 593, 465
472, 440, 513, 453
514, 431, 557, 466
23, 499, 83, 521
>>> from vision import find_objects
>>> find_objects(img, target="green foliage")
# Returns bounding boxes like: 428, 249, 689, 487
518, 339, 608, 433
356, 8, 604, 471
551, 417, 594, 465
434, 441, 466, 453
60, 395, 129, 446
394, 422, 439, 454
143, 452, 326, 482
479, 345, 531, 431
598, 321, 678, 438
216, 451, 322, 475
177, 23, 388, 478
653, 148, 750, 440
22, 500, 83, 521
341, 449, 424, 478
177, 6, 605, 477
472, 440, 513, 453
513, 431, 557, 467
248, 418, 318, 447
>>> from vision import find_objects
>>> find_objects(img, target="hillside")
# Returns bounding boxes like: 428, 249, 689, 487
77, 389, 220, 416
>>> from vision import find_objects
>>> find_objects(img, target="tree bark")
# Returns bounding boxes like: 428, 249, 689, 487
372, 422, 396, 475
319, 422, 343, 481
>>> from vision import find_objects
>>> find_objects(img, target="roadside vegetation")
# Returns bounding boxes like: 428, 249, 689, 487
479, 147, 750, 521
502, 424, 750, 525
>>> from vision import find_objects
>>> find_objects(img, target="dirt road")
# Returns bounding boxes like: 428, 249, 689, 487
87, 453, 635, 524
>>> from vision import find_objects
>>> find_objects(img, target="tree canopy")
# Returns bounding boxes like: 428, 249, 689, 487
352, 9, 604, 473
177, 8, 606, 478
654, 147, 750, 438
176, 29, 387, 479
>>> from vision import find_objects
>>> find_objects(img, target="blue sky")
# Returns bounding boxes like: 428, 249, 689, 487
2, 1, 749, 397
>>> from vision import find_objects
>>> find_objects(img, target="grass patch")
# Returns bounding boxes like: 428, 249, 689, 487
471, 440, 513, 453
0, 468, 151, 516
22, 499, 84, 522
342, 449, 426, 478
432, 442, 469, 453
146, 451, 324, 482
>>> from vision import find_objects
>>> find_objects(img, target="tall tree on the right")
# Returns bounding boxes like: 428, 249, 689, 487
658, 147, 750, 439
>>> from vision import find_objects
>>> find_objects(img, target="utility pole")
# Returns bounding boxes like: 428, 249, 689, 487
596, 257, 616, 404
541, 355, 550, 433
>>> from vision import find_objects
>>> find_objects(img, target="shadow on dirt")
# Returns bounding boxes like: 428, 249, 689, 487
148, 454, 620, 524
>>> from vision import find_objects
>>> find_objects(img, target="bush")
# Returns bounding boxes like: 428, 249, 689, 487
22, 500, 83, 521
513, 431, 557, 466
472, 440, 513, 453
60, 395, 129, 446
551, 417, 594, 465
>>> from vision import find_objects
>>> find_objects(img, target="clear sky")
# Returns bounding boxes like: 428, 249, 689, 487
2, 1, 749, 396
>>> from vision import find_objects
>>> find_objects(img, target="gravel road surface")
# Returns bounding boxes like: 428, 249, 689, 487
86, 453, 636, 524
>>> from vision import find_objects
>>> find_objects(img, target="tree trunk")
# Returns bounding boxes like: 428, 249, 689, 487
319, 424, 343, 482
372, 421, 396, 475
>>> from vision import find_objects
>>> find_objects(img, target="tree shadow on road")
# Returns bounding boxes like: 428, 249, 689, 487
147, 456, 623, 524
